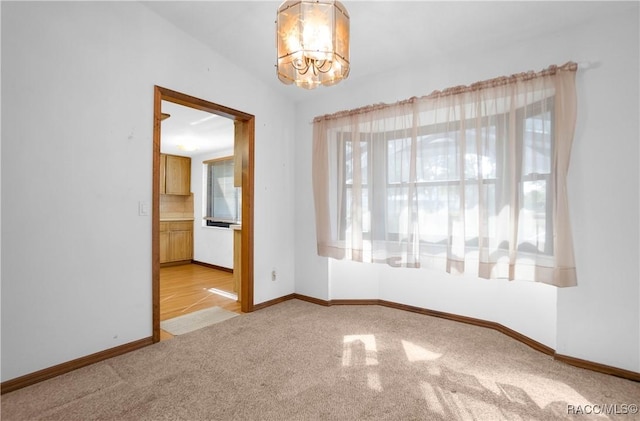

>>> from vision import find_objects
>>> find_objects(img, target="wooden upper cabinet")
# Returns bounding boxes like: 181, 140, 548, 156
161, 153, 191, 195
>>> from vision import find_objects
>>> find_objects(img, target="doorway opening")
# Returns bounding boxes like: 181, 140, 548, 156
152, 86, 255, 343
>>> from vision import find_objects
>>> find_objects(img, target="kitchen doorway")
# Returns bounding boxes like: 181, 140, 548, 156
152, 86, 255, 343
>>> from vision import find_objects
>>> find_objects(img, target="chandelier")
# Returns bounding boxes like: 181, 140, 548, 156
276, 0, 350, 90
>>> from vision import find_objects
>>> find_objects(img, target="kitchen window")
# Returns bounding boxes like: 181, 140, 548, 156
205, 157, 240, 227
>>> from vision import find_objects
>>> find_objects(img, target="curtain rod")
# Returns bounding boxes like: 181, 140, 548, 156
313, 61, 578, 123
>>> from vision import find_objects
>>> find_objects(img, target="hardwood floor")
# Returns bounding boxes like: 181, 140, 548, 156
160, 263, 241, 341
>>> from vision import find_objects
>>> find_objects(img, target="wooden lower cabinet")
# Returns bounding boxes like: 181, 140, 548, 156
160, 221, 193, 264
170, 230, 192, 261
159, 231, 170, 263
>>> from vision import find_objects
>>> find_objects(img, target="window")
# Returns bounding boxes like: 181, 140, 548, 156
382, 121, 500, 247
205, 157, 240, 225
313, 63, 578, 287
341, 102, 554, 255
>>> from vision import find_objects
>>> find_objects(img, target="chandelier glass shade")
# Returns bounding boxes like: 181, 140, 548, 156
276, 0, 350, 90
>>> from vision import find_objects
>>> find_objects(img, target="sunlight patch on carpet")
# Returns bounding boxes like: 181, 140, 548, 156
401, 339, 442, 362
161, 306, 239, 335
342, 334, 379, 367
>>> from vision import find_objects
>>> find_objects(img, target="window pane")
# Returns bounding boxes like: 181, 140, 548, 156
464, 183, 479, 244
386, 185, 407, 235
518, 180, 548, 253
388, 138, 411, 184
345, 140, 368, 185
464, 126, 497, 180
520, 111, 551, 254
416, 184, 454, 244
523, 111, 551, 175
345, 187, 370, 235
416, 133, 458, 182
207, 159, 239, 222
344, 139, 370, 237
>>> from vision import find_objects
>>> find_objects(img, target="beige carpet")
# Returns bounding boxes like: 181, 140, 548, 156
2, 299, 639, 420
160, 306, 238, 336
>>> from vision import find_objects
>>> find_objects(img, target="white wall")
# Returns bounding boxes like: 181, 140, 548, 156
1, 1, 296, 381
554, 9, 639, 372
294, 5, 639, 372
2, 1, 637, 384
191, 149, 234, 269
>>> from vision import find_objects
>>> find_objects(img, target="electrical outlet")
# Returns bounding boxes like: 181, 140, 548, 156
271, 269, 277, 281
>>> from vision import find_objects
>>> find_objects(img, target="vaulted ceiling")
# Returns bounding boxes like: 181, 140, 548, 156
146, 1, 630, 155
143, 1, 624, 103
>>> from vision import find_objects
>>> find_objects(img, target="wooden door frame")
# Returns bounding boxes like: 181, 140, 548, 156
152, 86, 255, 343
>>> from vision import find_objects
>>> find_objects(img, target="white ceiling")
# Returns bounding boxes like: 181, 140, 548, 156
142, 0, 629, 103
147, 1, 633, 155
160, 101, 234, 157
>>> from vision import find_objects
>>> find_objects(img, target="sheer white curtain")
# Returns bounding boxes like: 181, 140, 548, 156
313, 63, 578, 287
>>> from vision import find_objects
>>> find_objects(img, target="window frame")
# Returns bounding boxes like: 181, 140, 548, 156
204, 156, 241, 225
337, 98, 555, 255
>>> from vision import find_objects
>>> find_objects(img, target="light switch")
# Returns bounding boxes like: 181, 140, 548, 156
138, 201, 150, 216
